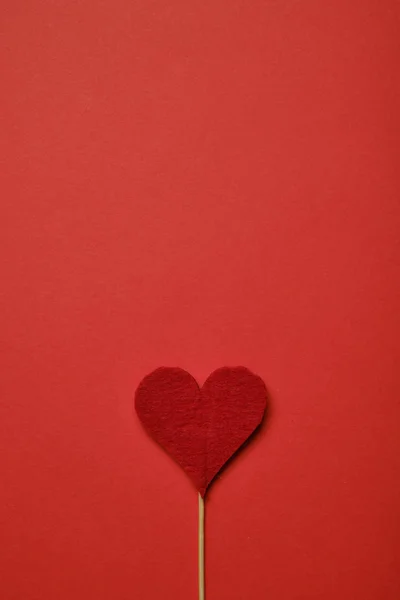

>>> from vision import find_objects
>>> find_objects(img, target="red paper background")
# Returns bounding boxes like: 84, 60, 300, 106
1, 1, 400, 598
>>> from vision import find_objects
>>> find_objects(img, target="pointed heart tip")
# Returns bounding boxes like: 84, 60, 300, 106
199, 487, 207, 498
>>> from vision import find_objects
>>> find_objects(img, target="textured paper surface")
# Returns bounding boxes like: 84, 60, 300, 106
1, 1, 400, 599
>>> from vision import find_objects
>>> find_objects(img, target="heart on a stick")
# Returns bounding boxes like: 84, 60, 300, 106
135, 366, 267, 496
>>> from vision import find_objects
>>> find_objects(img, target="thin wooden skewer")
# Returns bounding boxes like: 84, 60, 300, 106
198, 493, 205, 600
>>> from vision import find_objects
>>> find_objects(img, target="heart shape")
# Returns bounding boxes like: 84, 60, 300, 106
135, 366, 267, 496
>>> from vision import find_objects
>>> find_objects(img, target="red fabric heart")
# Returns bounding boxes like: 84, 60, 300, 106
135, 367, 267, 496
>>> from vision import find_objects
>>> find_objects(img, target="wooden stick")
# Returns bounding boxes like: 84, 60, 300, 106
198, 493, 205, 600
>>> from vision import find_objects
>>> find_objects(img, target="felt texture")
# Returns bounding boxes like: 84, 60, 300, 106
135, 367, 267, 496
